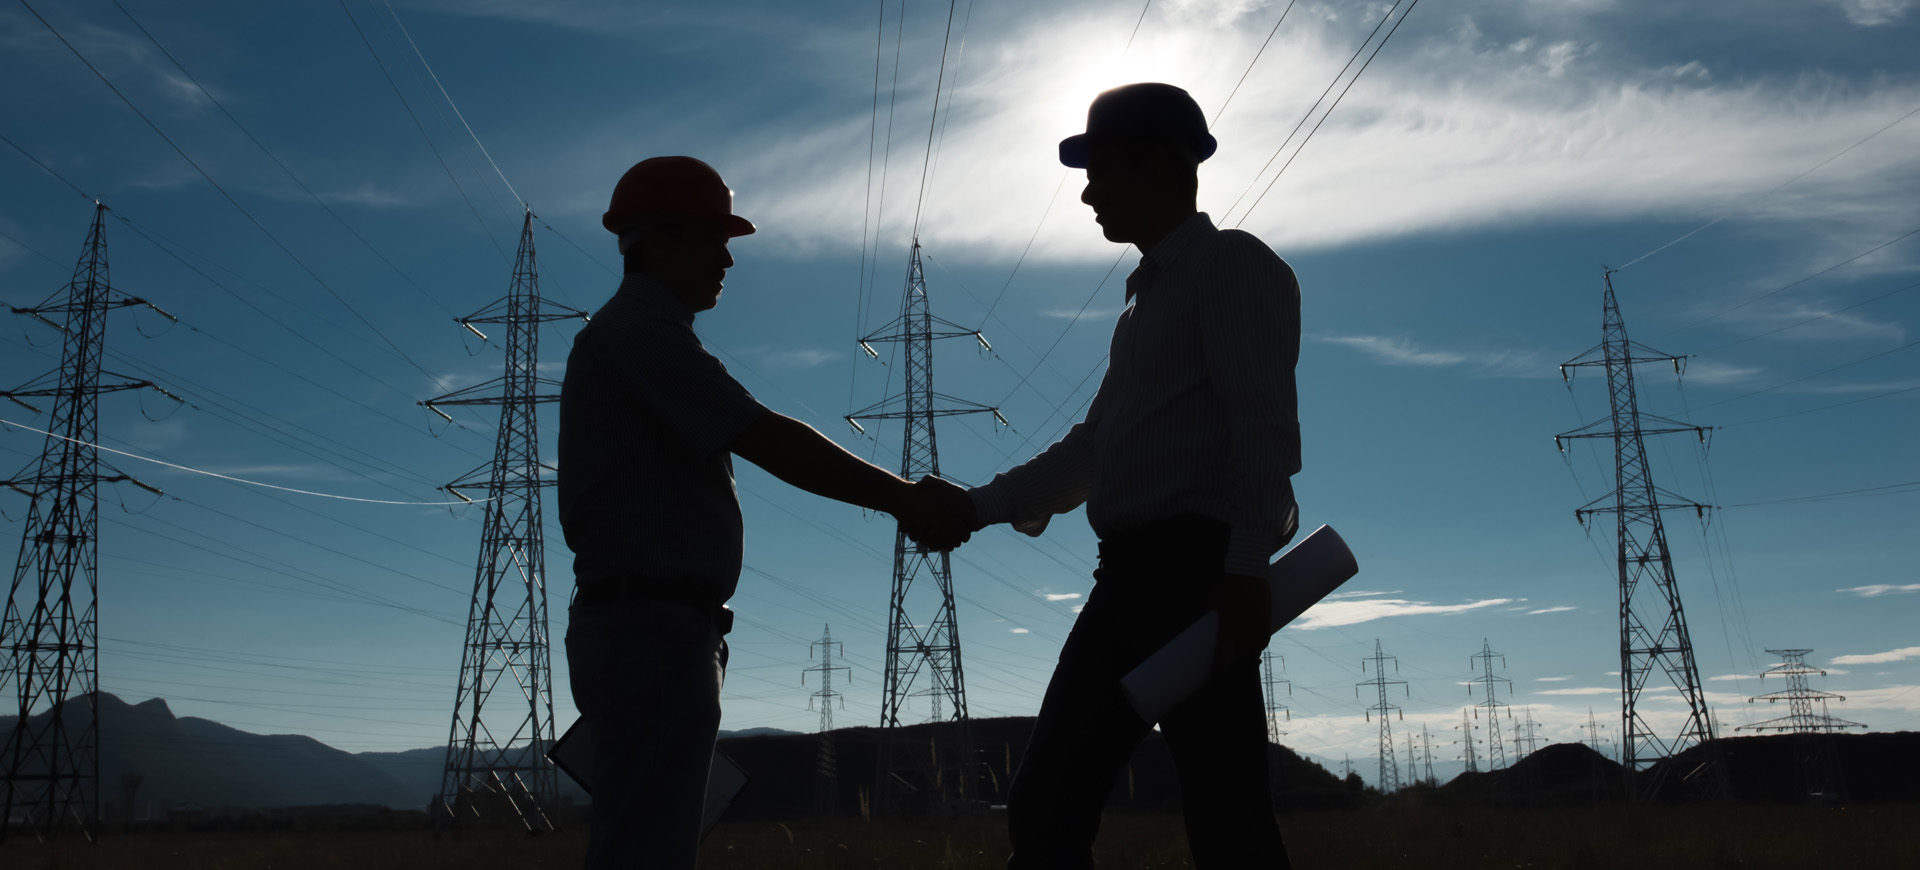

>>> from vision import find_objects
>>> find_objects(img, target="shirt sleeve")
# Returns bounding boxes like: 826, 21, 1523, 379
1199, 233, 1302, 576
967, 364, 1115, 537
588, 312, 768, 460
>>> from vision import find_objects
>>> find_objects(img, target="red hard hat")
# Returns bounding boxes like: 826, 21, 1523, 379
602, 156, 756, 238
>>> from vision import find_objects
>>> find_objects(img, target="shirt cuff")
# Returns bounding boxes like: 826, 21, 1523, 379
1225, 527, 1283, 579
968, 484, 1015, 528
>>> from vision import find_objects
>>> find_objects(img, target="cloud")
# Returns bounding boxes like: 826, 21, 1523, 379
1682, 361, 1764, 385
1291, 596, 1515, 630
1071, 604, 1085, 613
754, 348, 843, 369
1840, 583, 1920, 597
1009, 628, 1030, 634
1042, 592, 1082, 601
715, 3, 1920, 267
1709, 674, 1756, 682
1039, 307, 1124, 320
1828, 0, 1918, 26
1312, 335, 1550, 378
1831, 646, 1920, 665
1528, 606, 1577, 615
1536, 676, 1573, 682
1537, 686, 1620, 696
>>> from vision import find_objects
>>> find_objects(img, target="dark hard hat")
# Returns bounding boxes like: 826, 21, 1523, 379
603, 156, 756, 238
1058, 82, 1217, 169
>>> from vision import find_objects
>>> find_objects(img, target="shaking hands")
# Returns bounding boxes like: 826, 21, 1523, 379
895, 475, 981, 552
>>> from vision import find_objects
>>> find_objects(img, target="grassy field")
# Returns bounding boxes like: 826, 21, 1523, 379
3, 804, 1916, 868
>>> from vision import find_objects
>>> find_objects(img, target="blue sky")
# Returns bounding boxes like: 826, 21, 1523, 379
2, 0, 1916, 787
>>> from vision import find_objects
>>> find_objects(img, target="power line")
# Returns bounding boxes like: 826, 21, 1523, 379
380, 0, 523, 208
1722, 382, 1917, 426
19, 0, 451, 388
1233, 0, 1422, 228
1722, 479, 1920, 508
1659, 225, 1920, 338
1208, 0, 1300, 129
1693, 338, 1919, 409
1618, 102, 1920, 271
1701, 277, 1920, 353
106, 0, 463, 320
0, 416, 477, 505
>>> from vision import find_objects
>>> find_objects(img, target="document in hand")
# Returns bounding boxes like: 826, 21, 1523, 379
549, 715, 749, 838
1118, 525, 1358, 723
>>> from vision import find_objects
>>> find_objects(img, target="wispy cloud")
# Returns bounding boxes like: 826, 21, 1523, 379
1291, 596, 1515, 631
1832, 646, 1920, 665
747, 348, 844, 369
1529, 605, 1577, 615
1538, 686, 1620, 696
1536, 676, 1573, 682
1798, 380, 1920, 395
1683, 361, 1765, 385
1039, 307, 1124, 320
1311, 334, 1550, 378
1841, 583, 1920, 597
1709, 674, 1757, 682
1828, 0, 1918, 27
1009, 628, 1030, 634
1042, 592, 1082, 601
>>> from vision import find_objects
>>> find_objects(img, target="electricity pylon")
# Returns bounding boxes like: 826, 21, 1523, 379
1356, 639, 1406, 792
1458, 708, 1480, 773
1512, 706, 1544, 760
804, 624, 850, 733
2, 205, 176, 842
847, 238, 1004, 813
422, 210, 585, 830
1737, 649, 1863, 800
1556, 270, 1715, 801
1420, 723, 1437, 786
1467, 638, 1513, 770
1262, 649, 1290, 742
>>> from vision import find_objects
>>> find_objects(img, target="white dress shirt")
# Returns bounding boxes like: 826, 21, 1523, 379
969, 212, 1301, 577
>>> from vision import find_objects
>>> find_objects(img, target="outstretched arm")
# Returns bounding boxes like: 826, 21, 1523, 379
729, 411, 972, 549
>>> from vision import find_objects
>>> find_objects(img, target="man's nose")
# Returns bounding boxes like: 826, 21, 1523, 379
721, 246, 734, 270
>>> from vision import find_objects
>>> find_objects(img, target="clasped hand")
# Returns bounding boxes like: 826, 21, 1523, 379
895, 475, 979, 552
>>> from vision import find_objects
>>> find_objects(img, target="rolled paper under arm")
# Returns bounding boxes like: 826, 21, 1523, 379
1118, 525, 1359, 723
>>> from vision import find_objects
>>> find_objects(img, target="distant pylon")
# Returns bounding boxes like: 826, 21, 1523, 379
1512, 706, 1544, 761
1556, 270, 1716, 801
2, 205, 177, 843
1467, 639, 1513, 770
1584, 707, 1613, 760
1737, 648, 1863, 801
1737, 650, 1865, 735
1420, 723, 1437, 786
848, 237, 1005, 813
804, 624, 851, 733
1458, 708, 1480, 774
1261, 649, 1290, 742
1356, 639, 1406, 792
422, 211, 586, 830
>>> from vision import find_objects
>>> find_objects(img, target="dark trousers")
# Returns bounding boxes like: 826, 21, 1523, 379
1006, 516, 1291, 869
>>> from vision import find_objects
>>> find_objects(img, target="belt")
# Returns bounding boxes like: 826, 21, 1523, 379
573, 580, 734, 635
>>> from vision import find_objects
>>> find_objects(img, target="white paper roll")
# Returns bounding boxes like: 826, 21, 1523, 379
1119, 525, 1358, 723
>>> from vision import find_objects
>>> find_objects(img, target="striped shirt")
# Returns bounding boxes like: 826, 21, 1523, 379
557, 274, 769, 600
969, 212, 1301, 577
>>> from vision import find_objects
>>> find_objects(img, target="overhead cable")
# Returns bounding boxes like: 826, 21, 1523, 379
0, 415, 483, 505
1618, 102, 1920, 271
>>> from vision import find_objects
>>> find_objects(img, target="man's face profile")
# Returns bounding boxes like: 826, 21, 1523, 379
642, 220, 736, 312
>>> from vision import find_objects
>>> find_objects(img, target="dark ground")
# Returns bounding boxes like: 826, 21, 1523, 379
4, 804, 1917, 869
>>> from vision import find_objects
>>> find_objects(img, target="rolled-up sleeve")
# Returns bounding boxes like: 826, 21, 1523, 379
588, 314, 767, 460
1199, 233, 1302, 576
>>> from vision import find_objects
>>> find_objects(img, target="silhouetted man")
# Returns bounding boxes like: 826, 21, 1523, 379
559, 156, 969, 869
925, 83, 1302, 868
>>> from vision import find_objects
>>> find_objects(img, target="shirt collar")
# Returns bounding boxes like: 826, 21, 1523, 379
1143, 211, 1214, 272
616, 273, 697, 324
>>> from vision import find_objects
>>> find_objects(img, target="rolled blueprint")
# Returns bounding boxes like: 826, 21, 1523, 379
1119, 525, 1358, 723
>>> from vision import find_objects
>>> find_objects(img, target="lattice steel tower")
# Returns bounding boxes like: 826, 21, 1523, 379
804, 624, 850, 733
848, 238, 1002, 810
422, 211, 584, 830
1261, 649, 1290, 743
2, 205, 175, 841
1357, 639, 1406, 792
1467, 638, 1512, 770
1736, 648, 1862, 799
1556, 270, 1714, 800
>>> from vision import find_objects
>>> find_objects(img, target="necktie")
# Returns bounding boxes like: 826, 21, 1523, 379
1125, 255, 1160, 304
